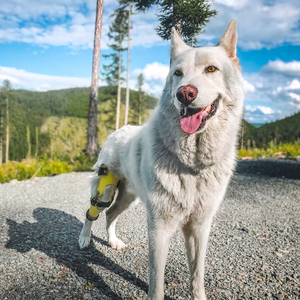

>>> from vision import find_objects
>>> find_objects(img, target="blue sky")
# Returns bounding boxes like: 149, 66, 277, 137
0, 0, 300, 124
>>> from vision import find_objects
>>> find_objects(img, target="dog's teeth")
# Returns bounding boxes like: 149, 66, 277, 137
180, 105, 187, 116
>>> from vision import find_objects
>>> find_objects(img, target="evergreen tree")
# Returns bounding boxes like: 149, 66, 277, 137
124, 0, 217, 44
102, 3, 129, 130
119, 0, 133, 125
128, 73, 147, 125
136, 73, 145, 125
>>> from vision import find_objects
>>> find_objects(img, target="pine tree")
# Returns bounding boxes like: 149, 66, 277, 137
119, 0, 132, 125
124, 0, 216, 44
136, 73, 145, 125
102, 3, 129, 130
129, 73, 146, 125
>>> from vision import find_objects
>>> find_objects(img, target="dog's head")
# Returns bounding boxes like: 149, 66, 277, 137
165, 20, 243, 134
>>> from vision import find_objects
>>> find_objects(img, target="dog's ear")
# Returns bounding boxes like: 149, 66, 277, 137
218, 20, 238, 63
171, 27, 190, 63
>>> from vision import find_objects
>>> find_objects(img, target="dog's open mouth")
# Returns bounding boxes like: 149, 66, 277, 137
180, 97, 220, 134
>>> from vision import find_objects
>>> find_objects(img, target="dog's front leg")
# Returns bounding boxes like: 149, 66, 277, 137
182, 213, 214, 300
147, 212, 181, 300
79, 218, 93, 249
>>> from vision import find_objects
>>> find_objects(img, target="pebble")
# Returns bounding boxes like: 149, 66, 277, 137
0, 160, 299, 299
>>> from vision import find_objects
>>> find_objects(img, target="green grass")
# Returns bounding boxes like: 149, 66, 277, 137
0, 155, 96, 184
239, 141, 300, 159
1, 141, 299, 184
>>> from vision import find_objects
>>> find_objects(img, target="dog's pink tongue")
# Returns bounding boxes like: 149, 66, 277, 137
180, 110, 203, 133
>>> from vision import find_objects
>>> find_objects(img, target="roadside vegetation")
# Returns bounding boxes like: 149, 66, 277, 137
1, 140, 299, 183
0, 83, 299, 184
239, 141, 300, 159
0, 154, 96, 184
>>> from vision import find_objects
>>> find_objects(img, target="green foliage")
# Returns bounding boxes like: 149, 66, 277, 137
102, 1, 129, 85
73, 153, 97, 172
130, 73, 147, 125
240, 112, 300, 149
0, 79, 13, 92
0, 158, 72, 184
239, 141, 300, 159
0, 86, 157, 162
126, 0, 217, 44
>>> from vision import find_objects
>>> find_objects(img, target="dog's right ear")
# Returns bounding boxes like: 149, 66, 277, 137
217, 20, 238, 63
171, 27, 190, 63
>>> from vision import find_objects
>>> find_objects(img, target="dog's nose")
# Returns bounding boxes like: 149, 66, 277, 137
176, 85, 198, 106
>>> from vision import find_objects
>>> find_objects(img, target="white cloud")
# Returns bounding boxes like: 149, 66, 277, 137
243, 79, 255, 93
0, 66, 96, 91
262, 60, 300, 77
288, 92, 300, 102
202, 0, 300, 50
243, 59, 300, 123
289, 101, 300, 109
136, 62, 169, 82
0, 0, 299, 51
245, 105, 275, 115
132, 62, 169, 96
285, 79, 300, 90
0, 0, 162, 50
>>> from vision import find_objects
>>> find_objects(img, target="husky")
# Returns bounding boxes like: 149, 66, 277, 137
79, 20, 244, 300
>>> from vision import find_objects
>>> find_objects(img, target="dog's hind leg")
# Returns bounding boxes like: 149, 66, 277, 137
106, 181, 138, 250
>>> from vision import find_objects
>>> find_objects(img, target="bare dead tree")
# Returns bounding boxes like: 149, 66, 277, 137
5, 95, 9, 163
116, 34, 122, 130
86, 0, 104, 158
0, 109, 2, 165
124, 2, 131, 125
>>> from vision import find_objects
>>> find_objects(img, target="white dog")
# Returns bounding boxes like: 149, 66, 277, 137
79, 20, 244, 300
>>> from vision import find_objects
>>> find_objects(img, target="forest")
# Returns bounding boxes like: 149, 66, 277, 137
0, 86, 157, 162
0, 86, 299, 163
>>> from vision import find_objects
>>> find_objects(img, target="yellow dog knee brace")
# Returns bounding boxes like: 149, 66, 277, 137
86, 164, 119, 221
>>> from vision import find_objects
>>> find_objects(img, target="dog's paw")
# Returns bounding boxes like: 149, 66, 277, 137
78, 234, 91, 249
109, 238, 126, 250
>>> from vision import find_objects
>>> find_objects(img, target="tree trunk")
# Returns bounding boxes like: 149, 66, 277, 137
26, 126, 31, 159
124, 2, 131, 125
138, 93, 142, 126
5, 96, 9, 164
35, 126, 39, 158
0, 110, 2, 165
116, 47, 122, 130
86, 0, 103, 158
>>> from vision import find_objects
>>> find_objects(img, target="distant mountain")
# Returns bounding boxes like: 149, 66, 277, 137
0, 86, 157, 161
243, 111, 300, 148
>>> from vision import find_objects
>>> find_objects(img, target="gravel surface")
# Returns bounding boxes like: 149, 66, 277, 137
0, 159, 299, 300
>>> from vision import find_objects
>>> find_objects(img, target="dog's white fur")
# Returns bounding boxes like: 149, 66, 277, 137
79, 20, 244, 300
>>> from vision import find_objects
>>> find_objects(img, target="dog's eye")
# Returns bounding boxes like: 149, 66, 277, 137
174, 70, 183, 76
206, 66, 217, 73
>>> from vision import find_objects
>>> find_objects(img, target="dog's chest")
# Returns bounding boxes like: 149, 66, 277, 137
155, 169, 204, 208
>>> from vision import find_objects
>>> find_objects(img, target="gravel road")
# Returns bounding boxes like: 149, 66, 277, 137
0, 159, 299, 300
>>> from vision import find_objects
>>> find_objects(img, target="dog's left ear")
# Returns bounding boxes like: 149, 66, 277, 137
218, 20, 238, 63
171, 27, 190, 63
